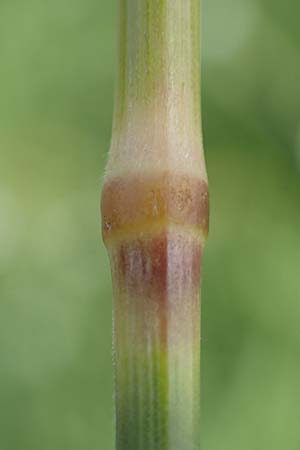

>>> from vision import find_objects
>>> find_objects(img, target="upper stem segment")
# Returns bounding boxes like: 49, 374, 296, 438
106, 0, 206, 181
115, 0, 201, 124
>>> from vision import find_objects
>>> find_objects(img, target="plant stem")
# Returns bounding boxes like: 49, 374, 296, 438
102, 1, 208, 449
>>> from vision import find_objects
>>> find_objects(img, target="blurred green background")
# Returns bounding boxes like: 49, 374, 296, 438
0, 0, 299, 449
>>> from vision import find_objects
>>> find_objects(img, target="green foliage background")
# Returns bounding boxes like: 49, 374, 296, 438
0, 0, 299, 448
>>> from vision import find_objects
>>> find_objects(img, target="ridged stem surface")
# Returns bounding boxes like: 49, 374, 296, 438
102, 1, 208, 449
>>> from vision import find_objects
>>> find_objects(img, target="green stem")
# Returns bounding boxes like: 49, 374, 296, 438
113, 0, 201, 135
103, 1, 206, 450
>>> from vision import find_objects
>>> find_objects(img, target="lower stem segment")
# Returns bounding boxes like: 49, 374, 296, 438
109, 230, 202, 450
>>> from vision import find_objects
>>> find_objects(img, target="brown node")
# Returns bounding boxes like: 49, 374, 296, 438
101, 172, 209, 243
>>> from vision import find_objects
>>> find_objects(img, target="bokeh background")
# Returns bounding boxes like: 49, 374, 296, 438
0, 0, 299, 449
